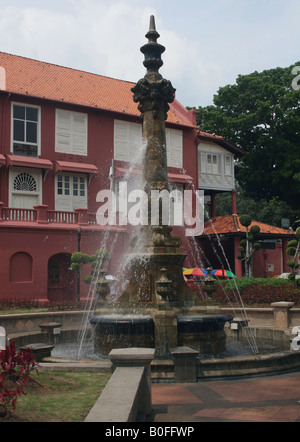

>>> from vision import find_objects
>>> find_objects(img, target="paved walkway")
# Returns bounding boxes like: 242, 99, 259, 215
151, 371, 300, 422
40, 360, 300, 422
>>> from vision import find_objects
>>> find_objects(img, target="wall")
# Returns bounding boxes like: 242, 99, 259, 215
0, 224, 128, 301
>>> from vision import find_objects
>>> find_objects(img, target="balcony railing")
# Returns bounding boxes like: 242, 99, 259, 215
0, 203, 95, 226
1, 207, 37, 222
47, 210, 78, 224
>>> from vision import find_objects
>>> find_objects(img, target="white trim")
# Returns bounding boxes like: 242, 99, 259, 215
55, 172, 88, 211
9, 167, 42, 208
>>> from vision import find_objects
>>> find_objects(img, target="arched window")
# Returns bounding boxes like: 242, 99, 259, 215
13, 173, 37, 192
10, 252, 33, 282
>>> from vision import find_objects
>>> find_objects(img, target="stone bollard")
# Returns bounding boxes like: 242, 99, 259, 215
0, 326, 6, 350
109, 348, 155, 419
271, 302, 294, 330
172, 346, 199, 383
39, 322, 63, 344
230, 317, 250, 341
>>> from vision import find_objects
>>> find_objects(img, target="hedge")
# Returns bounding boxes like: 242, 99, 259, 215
0, 298, 86, 311
213, 278, 300, 306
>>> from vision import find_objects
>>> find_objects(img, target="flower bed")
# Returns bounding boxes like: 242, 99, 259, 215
0, 298, 86, 312
214, 278, 300, 306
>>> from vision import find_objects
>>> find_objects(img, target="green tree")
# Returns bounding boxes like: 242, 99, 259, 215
192, 63, 300, 214
237, 215, 261, 278
215, 186, 298, 227
70, 249, 110, 293
286, 228, 300, 286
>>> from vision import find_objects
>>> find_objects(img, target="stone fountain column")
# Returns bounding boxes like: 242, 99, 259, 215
119, 16, 194, 320
90, 17, 232, 358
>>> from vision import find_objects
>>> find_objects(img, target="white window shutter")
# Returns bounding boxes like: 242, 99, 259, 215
72, 114, 87, 155
114, 120, 142, 162
166, 129, 183, 168
56, 111, 71, 152
55, 110, 87, 155
129, 123, 143, 160
114, 120, 130, 161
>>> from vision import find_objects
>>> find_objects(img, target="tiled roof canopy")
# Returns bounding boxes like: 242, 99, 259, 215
202, 215, 294, 238
0, 51, 196, 127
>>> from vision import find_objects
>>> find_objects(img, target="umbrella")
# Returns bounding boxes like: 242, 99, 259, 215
183, 268, 207, 277
105, 275, 119, 281
211, 269, 236, 279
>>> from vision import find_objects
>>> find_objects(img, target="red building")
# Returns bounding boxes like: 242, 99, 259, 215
0, 52, 294, 302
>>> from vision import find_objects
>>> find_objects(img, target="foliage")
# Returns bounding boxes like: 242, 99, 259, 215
215, 188, 299, 228
0, 298, 86, 312
0, 340, 39, 411
214, 278, 300, 305
286, 232, 300, 286
0, 370, 110, 422
70, 248, 110, 288
192, 62, 300, 218
236, 215, 261, 277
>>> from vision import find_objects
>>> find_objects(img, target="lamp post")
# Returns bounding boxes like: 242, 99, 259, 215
77, 227, 82, 302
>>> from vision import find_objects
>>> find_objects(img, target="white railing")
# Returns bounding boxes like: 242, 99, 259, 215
1, 207, 37, 222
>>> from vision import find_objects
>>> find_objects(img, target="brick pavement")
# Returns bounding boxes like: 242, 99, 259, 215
151, 371, 300, 422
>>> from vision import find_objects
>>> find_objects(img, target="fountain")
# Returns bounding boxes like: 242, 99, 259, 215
89, 16, 232, 358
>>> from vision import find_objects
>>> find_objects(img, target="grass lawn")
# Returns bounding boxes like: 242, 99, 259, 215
0, 370, 111, 422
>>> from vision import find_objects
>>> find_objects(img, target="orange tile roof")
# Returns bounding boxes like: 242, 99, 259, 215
203, 215, 294, 237
0, 51, 195, 127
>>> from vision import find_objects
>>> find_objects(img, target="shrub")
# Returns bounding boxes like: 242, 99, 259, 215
0, 340, 39, 411
213, 278, 300, 306
0, 298, 86, 311
239, 214, 252, 227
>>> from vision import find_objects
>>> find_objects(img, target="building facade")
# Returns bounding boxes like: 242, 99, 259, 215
0, 52, 293, 302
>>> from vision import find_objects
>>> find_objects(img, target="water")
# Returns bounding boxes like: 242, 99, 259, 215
76, 150, 260, 358
51, 339, 285, 361
77, 142, 147, 359
181, 175, 259, 355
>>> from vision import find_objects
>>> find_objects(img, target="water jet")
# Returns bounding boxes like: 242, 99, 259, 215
88, 16, 232, 358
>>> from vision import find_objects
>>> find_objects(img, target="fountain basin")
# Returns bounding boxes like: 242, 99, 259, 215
178, 314, 233, 355
89, 313, 232, 357
90, 314, 155, 356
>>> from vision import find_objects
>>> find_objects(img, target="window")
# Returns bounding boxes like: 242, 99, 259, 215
55, 109, 88, 155
12, 104, 39, 157
48, 263, 60, 285
9, 168, 41, 209
13, 173, 37, 192
114, 120, 143, 162
57, 175, 70, 196
225, 155, 233, 176
55, 173, 87, 211
113, 120, 183, 169
166, 129, 183, 169
73, 176, 86, 197
200, 153, 221, 175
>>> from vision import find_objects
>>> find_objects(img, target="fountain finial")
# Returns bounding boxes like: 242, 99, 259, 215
146, 15, 160, 41
141, 15, 165, 73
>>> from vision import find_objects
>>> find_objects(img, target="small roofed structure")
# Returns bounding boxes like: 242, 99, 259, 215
197, 214, 295, 278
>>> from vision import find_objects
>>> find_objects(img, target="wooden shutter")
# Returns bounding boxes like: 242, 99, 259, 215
114, 120, 142, 162
166, 129, 183, 168
56, 110, 87, 155
72, 113, 87, 155
56, 110, 72, 153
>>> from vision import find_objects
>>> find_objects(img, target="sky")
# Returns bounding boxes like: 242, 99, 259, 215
0, 0, 300, 107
